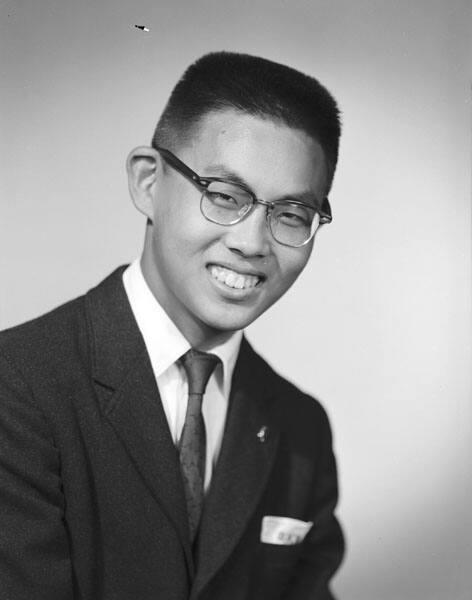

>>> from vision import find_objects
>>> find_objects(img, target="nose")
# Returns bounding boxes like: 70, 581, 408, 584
223, 203, 271, 258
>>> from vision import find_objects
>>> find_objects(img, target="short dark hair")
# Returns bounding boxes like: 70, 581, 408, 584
152, 51, 341, 191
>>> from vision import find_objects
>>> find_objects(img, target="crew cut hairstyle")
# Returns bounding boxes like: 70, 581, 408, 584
152, 51, 341, 191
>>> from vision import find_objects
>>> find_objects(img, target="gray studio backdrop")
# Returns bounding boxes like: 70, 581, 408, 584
1, 1, 471, 599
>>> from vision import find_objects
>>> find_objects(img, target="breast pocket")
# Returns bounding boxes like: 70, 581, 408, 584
248, 542, 304, 599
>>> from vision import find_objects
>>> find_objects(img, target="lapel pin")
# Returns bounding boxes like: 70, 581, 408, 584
257, 426, 268, 443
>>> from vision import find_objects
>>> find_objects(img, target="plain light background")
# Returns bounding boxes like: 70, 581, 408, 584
1, 1, 471, 599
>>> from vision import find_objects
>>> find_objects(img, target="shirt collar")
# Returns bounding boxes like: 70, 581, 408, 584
123, 258, 243, 395
199, 325, 243, 399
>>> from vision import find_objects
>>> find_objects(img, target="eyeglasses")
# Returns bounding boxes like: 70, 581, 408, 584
154, 146, 332, 248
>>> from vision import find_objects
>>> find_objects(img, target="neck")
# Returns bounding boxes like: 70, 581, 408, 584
139, 252, 235, 350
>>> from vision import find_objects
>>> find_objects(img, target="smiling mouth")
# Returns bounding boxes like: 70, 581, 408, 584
208, 265, 262, 290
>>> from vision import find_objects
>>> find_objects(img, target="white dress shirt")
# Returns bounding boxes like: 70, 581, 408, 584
122, 259, 243, 491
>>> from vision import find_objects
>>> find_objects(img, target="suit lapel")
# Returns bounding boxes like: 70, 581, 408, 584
85, 268, 193, 575
192, 339, 281, 596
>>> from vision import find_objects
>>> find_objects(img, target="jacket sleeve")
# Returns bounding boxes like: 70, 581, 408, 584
282, 405, 345, 600
0, 351, 73, 599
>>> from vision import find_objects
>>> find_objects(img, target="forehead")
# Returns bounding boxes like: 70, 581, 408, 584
179, 110, 328, 198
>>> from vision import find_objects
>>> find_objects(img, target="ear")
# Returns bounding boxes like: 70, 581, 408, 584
126, 146, 163, 221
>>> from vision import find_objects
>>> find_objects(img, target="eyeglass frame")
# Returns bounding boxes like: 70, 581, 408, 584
153, 145, 333, 247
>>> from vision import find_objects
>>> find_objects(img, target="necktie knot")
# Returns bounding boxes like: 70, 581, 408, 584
180, 349, 220, 397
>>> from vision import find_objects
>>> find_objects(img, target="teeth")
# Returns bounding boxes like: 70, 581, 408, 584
209, 265, 260, 290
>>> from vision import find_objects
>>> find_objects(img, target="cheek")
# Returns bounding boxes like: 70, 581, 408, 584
151, 210, 215, 276
152, 177, 198, 228
276, 247, 312, 290
152, 202, 193, 253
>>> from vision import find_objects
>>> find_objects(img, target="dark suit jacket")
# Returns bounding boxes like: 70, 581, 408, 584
0, 267, 343, 600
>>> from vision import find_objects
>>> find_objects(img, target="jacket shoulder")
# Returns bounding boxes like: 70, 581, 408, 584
0, 294, 88, 375
244, 339, 332, 432
0, 267, 127, 380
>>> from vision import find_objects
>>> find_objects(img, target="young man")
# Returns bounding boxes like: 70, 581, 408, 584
0, 52, 344, 599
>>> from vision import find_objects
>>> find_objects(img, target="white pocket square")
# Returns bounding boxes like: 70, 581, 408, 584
260, 515, 313, 545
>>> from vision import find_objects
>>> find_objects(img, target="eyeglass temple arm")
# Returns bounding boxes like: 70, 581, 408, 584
154, 146, 203, 185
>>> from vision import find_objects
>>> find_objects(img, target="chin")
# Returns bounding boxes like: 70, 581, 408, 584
200, 305, 263, 335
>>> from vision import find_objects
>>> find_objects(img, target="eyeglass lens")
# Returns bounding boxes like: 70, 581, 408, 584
200, 181, 320, 247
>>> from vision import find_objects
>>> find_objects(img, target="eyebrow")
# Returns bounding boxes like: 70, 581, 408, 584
203, 164, 320, 208
204, 164, 250, 188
